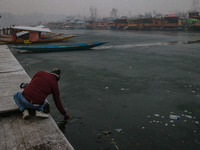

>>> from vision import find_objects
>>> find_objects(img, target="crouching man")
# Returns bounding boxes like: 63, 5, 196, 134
14, 68, 71, 120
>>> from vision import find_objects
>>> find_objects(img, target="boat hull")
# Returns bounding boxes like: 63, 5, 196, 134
0, 35, 75, 44
12, 41, 108, 53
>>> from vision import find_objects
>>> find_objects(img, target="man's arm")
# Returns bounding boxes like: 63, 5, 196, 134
52, 85, 69, 116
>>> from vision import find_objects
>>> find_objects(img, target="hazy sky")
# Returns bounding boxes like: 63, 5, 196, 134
0, 0, 194, 17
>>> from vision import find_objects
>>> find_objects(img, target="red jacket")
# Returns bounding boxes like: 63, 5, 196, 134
23, 71, 66, 115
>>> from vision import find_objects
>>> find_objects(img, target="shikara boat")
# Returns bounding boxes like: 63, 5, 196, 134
0, 25, 75, 44
0, 35, 76, 44
12, 41, 108, 53
38, 35, 76, 43
41, 33, 63, 39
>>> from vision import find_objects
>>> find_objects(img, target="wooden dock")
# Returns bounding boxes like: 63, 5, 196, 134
0, 45, 74, 150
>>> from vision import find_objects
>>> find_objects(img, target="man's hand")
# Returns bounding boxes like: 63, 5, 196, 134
64, 113, 71, 119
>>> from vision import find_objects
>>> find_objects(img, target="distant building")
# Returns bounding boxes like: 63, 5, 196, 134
178, 18, 187, 30
44, 11, 200, 31
162, 17, 179, 30
86, 20, 115, 30
189, 11, 199, 18
127, 19, 139, 30
114, 19, 128, 29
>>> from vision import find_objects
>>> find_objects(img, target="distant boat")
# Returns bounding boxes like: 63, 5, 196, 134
0, 25, 75, 44
11, 41, 108, 53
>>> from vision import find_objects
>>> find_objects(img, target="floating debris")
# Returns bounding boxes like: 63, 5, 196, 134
115, 144, 119, 150
146, 112, 199, 131
185, 115, 192, 119
101, 131, 112, 137
110, 139, 119, 150
98, 98, 102, 101
154, 114, 160, 117
110, 139, 117, 145
184, 110, 192, 115
115, 128, 123, 133
169, 114, 180, 120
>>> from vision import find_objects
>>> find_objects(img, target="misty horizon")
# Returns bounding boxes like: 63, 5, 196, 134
0, 0, 198, 17
0, 0, 199, 27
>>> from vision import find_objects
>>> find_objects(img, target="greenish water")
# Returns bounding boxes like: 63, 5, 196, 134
11, 30, 200, 150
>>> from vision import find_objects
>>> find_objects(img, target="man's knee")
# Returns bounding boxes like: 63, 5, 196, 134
14, 92, 22, 101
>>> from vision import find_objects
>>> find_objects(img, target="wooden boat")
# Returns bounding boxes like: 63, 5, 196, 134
41, 33, 63, 39
0, 41, 6, 45
0, 35, 75, 44
0, 34, 12, 38
12, 41, 108, 53
0, 25, 75, 44
38, 35, 76, 43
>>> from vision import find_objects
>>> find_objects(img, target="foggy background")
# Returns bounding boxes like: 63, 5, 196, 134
0, 0, 198, 26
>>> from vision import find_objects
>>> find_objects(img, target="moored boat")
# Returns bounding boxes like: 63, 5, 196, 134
41, 33, 63, 39
11, 41, 108, 53
0, 25, 75, 44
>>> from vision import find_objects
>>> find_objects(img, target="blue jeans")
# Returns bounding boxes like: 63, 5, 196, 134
14, 92, 45, 112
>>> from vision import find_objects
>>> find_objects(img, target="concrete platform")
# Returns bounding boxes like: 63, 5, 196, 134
0, 45, 30, 113
0, 45, 74, 150
0, 112, 74, 150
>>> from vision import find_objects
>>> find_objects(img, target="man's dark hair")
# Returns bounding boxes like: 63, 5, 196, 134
51, 68, 61, 81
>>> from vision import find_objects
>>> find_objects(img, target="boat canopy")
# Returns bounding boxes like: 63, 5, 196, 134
15, 25, 48, 37
11, 26, 51, 33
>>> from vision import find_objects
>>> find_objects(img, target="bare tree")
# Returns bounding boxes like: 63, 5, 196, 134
192, 0, 199, 11
110, 8, 118, 18
89, 6, 98, 20
144, 12, 152, 18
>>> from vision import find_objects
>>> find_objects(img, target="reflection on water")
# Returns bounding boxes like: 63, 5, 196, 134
58, 116, 83, 134
58, 118, 68, 133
